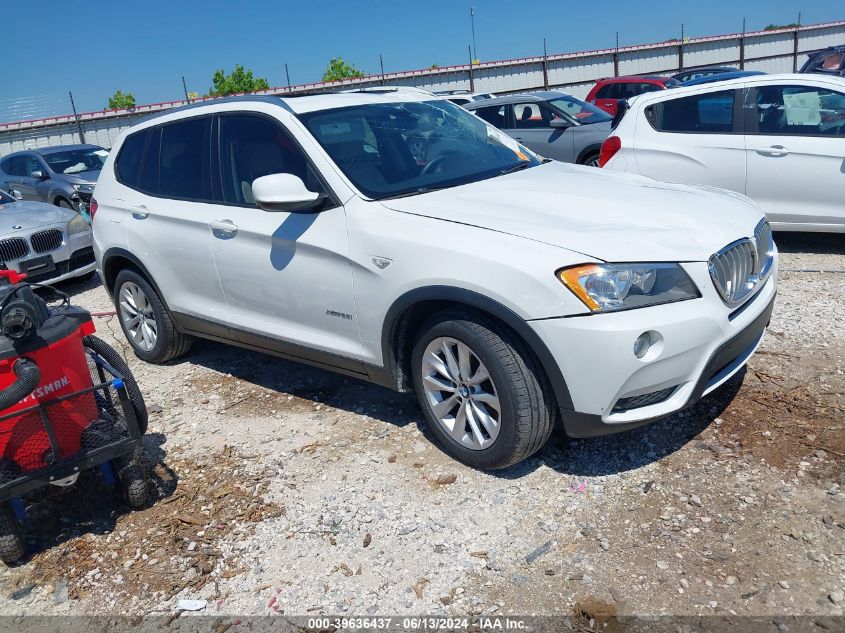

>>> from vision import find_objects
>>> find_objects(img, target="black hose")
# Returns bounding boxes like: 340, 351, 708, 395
0, 358, 40, 412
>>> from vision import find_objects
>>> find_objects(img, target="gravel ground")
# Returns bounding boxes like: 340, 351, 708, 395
0, 233, 842, 624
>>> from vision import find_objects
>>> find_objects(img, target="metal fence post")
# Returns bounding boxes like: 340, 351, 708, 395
468, 45, 475, 92
542, 38, 549, 90
678, 24, 685, 72
614, 31, 620, 77
739, 18, 746, 70
68, 91, 85, 144
285, 64, 292, 93
380, 54, 386, 86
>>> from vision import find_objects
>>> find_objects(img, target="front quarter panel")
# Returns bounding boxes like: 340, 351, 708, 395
346, 198, 596, 367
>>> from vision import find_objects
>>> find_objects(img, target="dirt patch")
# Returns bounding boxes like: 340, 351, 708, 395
5, 445, 283, 605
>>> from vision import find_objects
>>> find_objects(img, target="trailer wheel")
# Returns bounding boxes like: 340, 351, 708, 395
0, 505, 25, 565
83, 336, 148, 434
113, 449, 148, 508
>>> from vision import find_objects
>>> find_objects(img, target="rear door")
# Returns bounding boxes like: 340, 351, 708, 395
7, 155, 42, 200
744, 82, 845, 229
633, 88, 746, 193
592, 82, 621, 115
505, 101, 574, 162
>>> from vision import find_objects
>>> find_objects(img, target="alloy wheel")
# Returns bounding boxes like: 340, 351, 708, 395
421, 337, 501, 450
118, 281, 158, 351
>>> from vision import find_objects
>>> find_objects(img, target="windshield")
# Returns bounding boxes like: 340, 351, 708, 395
299, 99, 540, 199
548, 96, 612, 125
43, 148, 108, 175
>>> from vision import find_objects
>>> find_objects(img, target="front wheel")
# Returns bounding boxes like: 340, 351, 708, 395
411, 309, 555, 470
0, 505, 25, 564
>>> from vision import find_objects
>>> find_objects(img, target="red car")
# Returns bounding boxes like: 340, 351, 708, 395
586, 75, 680, 116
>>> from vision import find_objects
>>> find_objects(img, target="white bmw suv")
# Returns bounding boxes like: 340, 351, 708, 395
92, 89, 777, 469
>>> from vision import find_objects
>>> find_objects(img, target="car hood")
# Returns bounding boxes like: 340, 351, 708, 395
381, 162, 763, 262
0, 200, 75, 231
574, 120, 612, 134
61, 170, 100, 184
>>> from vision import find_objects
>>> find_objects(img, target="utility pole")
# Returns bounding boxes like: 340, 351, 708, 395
285, 64, 292, 93
793, 12, 802, 72
182, 76, 190, 103
469, 7, 477, 61
739, 17, 746, 69
68, 91, 85, 144
380, 54, 386, 86
678, 23, 685, 72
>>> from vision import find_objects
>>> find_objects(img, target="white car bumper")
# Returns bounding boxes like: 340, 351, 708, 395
530, 259, 778, 437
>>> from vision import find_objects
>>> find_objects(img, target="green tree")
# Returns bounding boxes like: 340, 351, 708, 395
208, 65, 270, 97
107, 90, 136, 109
322, 57, 365, 82
764, 23, 799, 31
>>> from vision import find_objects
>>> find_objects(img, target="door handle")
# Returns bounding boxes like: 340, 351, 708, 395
756, 145, 790, 157
130, 205, 149, 219
513, 137, 525, 142
209, 219, 238, 236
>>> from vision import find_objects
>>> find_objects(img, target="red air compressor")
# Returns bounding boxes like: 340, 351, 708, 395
0, 270, 149, 564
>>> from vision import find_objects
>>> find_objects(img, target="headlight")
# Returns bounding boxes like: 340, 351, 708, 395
73, 184, 95, 194
67, 214, 90, 235
558, 263, 699, 313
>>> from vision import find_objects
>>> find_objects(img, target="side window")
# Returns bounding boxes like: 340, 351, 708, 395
218, 114, 315, 206
513, 103, 549, 129
159, 116, 213, 200
473, 105, 508, 128
594, 83, 617, 99
26, 156, 42, 175
0, 158, 9, 174
646, 90, 735, 133
753, 85, 845, 136
638, 83, 664, 95
8, 156, 27, 177
138, 127, 161, 194
115, 130, 148, 188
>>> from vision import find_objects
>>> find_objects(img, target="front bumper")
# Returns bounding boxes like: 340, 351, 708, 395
2, 228, 95, 285
529, 260, 777, 438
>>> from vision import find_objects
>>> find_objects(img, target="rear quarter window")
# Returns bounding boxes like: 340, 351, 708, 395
115, 130, 148, 187
645, 90, 735, 133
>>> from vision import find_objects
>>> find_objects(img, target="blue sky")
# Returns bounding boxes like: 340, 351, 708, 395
2, 0, 841, 119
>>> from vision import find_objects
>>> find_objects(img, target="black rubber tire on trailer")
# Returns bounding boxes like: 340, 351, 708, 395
411, 308, 555, 470
112, 269, 192, 364
113, 449, 148, 508
83, 335, 149, 435
0, 504, 25, 565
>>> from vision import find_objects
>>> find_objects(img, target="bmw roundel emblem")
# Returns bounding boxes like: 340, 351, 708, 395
11, 225, 21, 230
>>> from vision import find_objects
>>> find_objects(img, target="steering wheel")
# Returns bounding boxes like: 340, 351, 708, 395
421, 152, 458, 176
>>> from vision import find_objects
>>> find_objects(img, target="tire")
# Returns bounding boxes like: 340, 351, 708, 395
580, 152, 600, 168
411, 308, 555, 470
0, 505, 25, 564
113, 449, 148, 508
112, 269, 192, 364
56, 198, 75, 209
83, 335, 149, 434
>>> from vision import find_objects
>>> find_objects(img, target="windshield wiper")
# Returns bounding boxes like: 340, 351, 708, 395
498, 161, 532, 176
379, 186, 448, 200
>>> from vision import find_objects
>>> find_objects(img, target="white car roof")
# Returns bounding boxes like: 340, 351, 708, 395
631, 73, 845, 107
284, 89, 441, 114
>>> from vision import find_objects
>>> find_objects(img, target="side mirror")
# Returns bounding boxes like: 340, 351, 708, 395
30, 170, 46, 180
251, 173, 324, 212
549, 119, 570, 129
11, 190, 22, 201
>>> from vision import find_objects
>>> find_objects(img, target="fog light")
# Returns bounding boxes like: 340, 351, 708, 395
633, 333, 650, 359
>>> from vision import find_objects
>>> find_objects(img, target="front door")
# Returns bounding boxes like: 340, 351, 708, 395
209, 112, 362, 365
505, 102, 574, 162
7, 155, 42, 200
744, 83, 845, 229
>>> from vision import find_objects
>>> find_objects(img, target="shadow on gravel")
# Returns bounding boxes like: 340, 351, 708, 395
774, 232, 845, 255
178, 339, 746, 480
13, 431, 178, 562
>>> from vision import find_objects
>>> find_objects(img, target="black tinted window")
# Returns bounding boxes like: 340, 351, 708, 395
115, 131, 147, 187
594, 84, 617, 99
218, 114, 313, 205
159, 117, 212, 200
0, 158, 9, 174
646, 90, 735, 133
752, 85, 845, 136
473, 105, 508, 128
138, 127, 161, 194
8, 156, 28, 177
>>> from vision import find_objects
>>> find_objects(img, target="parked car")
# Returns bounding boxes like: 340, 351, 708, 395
586, 76, 680, 116
672, 66, 738, 83
680, 70, 765, 87
94, 92, 777, 470
465, 91, 612, 165
435, 90, 496, 106
601, 73, 845, 232
0, 189, 95, 283
799, 45, 845, 77
0, 144, 108, 219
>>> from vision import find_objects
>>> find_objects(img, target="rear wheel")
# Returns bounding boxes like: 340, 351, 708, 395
581, 152, 600, 168
83, 335, 148, 434
0, 505, 25, 564
113, 449, 148, 508
113, 269, 191, 363
411, 308, 554, 470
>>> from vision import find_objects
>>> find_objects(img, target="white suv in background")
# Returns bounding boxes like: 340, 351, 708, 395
601, 73, 845, 232
92, 90, 777, 469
